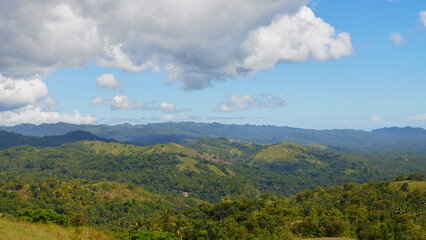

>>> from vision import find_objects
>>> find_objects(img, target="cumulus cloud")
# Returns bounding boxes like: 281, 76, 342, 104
106, 95, 144, 110
0, 2, 101, 75
218, 93, 287, 112
405, 113, 426, 121
159, 102, 191, 113
420, 11, 426, 27
0, 105, 97, 126
0, 74, 48, 110
0, 1, 351, 90
90, 97, 103, 105
242, 6, 353, 73
389, 31, 403, 45
160, 102, 176, 112
96, 73, 123, 91
372, 115, 384, 122
158, 115, 190, 121
103, 95, 191, 112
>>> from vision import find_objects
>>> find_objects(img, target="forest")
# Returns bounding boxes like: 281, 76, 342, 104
0, 136, 424, 239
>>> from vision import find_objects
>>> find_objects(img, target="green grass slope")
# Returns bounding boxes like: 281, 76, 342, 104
0, 218, 116, 240
254, 142, 322, 164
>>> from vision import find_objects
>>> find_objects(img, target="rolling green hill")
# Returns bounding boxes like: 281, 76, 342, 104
0, 130, 116, 150
2, 122, 426, 153
0, 136, 424, 239
253, 142, 322, 164
0, 217, 116, 240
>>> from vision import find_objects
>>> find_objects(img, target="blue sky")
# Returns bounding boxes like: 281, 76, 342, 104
0, 0, 425, 130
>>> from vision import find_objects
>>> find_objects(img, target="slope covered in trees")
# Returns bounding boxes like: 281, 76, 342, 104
0, 138, 424, 239
0, 176, 424, 239
2, 122, 426, 153
0, 130, 116, 149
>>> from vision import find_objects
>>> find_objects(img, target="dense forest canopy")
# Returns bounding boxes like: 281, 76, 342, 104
0, 136, 424, 239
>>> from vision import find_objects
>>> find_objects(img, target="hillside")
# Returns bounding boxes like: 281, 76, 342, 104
253, 142, 321, 164
0, 136, 424, 239
0, 130, 116, 149
2, 122, 426, 153
1, 138, 424, 202
0, 217, 116, 240
0, 177, 424, 239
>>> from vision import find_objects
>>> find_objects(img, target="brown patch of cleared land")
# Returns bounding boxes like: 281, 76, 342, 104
0, 217, 116, 240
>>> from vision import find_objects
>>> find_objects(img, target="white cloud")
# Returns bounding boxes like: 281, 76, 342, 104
0, 74, 48, 110
160, 102, 176, 111
372, 115, 384, 122
159, 102, 191, 113
420, 11, 426, 27
158, 115, 189, 121
90, 97, 103, 105
102, 95, 191, 112
96, 73, 123, 91
218, 94, 254, 112
106, 95, 144, 110
241, 6, 353, 73
0, 105, 97, 126
389, 31, 403, 45
98, 42, 148, 72
405, 113, 426, 121
38, 96, 58, 110
0, 2, 101, 75
0, 1, 351, 90
218, 93, 287, 112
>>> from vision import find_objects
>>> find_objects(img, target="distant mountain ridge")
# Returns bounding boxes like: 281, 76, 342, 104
1, 122, 426, 153
0, 130, 116, 149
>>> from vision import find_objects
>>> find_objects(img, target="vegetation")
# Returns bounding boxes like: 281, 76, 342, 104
0, 136, 424, 239
3, 122, 426, 153
0, 216, 116, 240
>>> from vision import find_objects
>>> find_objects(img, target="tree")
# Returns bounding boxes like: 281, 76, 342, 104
406, 173, 424, 181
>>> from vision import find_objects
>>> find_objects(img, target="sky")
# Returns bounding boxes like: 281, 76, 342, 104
0, 0, 425, 130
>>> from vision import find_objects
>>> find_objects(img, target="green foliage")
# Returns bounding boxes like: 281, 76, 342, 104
19, 209, 70, 226
406, 172, 424, 181
4, 122, 426, 153
126, 230, 178, 240
0, 138, 425, 239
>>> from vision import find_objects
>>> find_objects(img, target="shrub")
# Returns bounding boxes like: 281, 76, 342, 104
18, 209, 70, 226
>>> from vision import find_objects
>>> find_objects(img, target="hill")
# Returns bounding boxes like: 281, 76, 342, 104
1, 138, 424, 201
0, 130, 116, 150
1, 122, 426, 153
0, 136, 424, 239
253, 142, 322, 164
0, 178, 424, 239
0, 217, 116, 240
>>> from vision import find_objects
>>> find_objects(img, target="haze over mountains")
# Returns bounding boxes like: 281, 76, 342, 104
1, 122, 426, 153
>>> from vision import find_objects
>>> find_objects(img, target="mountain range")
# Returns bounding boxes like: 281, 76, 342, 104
2, 122, 426, 153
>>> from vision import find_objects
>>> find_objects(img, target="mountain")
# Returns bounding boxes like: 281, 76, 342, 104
1, 122, 426, 153
0, 130, 116, 149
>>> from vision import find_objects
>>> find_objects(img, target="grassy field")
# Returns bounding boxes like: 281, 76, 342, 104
176, 156, 199, 172
0, 217, 116, 240
207, 165, 227, 176
254, 142, 321, 164
391, 180, 426, 192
